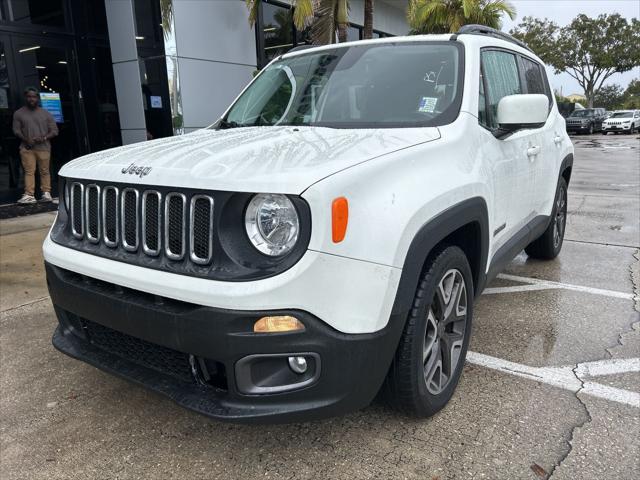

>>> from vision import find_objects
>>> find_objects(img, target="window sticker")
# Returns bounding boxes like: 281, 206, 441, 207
418, 96, 438, 113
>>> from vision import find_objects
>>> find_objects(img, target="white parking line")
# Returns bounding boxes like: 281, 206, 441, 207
466, 351, 640, 408
493, 273, 634, 300
483, 284, 557, 295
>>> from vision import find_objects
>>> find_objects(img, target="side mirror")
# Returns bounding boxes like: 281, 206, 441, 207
495, 94, 549, 138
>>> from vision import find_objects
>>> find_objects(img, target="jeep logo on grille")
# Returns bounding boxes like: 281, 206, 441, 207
121, 163, 152, 178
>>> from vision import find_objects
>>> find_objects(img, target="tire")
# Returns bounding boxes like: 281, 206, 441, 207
588, 124, 594, 135
384, 245, 473, 417
525, 177, 568, 260
602, 130, 608, 135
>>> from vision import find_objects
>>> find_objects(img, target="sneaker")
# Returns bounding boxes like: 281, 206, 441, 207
17, 194, 36, 204
41, 192, 52, 202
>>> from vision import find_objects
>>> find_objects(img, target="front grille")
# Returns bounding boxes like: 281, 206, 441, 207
68, 181, 215, 266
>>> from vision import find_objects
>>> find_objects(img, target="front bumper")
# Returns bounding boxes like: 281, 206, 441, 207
602, 124, 631, 131
566, 124, 591, 132
46, 262, 404, 423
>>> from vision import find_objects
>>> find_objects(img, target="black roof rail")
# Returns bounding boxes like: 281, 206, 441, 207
455, 24, 533, 53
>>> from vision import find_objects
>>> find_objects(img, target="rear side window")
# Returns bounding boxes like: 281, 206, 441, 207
479, 50, 522, 129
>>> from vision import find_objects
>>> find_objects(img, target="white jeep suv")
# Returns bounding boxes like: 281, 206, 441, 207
44, 26, 573, 423
602, 110, 640, 134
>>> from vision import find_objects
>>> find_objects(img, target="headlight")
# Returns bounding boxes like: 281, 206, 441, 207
245, 194, 299, 256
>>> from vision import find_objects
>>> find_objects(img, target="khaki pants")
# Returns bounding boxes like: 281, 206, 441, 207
20, 148, 51, 196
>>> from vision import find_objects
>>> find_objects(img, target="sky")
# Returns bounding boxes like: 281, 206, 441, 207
501, 0, 640, 96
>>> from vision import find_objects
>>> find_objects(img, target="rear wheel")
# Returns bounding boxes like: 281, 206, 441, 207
525, 177, 568, 259
385, 246, 473, 417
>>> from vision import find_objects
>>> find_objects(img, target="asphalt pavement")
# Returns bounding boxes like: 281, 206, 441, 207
1, 133, 638, 480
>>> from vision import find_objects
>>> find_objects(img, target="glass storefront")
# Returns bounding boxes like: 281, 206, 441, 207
0, 0, 120, 204
256, 1, 394, 69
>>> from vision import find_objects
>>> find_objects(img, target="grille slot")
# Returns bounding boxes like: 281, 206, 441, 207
165, 193, 186, 260
102, 187, 119, 247
70, 182, 84, 239
85, 185, 100, 243
142, 191, 162, 256
190, 195, 214, 264
121, 188, 139, 251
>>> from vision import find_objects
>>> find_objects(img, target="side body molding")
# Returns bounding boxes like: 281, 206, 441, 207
390, 197, 489, 324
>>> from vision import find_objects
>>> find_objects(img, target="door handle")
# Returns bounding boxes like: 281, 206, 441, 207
554, 136, 563, 145
527, 146, 541, 157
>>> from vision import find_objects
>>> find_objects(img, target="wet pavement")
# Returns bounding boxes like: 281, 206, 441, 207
1, 134, 638, 479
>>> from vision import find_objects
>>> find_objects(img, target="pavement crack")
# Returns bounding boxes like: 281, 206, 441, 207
606, 248, 640, 358
547, 364, 594, 480
0, 297, 50, 315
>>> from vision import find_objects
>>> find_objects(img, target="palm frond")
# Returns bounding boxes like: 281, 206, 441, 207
292, 0, 315, 30
246, 0, 260, 26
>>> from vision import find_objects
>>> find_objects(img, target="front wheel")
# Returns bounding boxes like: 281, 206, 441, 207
384, 246, 473, 417
588, 124, 594, 135
525, 177, 568, 260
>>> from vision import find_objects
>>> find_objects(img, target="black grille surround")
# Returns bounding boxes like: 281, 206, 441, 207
52, 178, 312, 282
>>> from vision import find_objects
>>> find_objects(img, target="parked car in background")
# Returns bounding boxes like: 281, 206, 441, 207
565, 108, 607, 134
602, 110, 640, 134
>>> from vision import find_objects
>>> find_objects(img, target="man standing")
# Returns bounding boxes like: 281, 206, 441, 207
12, 87, 58, 204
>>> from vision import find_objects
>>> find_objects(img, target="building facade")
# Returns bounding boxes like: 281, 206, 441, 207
0, 0, 408, 203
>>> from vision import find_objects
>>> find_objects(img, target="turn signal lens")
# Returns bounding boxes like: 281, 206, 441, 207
332, 197, 349, 243
254, 316, 305, 333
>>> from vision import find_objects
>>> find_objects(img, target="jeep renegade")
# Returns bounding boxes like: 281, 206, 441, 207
44, 26, 573, 423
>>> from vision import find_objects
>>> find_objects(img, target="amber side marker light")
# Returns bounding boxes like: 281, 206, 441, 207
254, 316, 305, 333
332, 197, 349, 243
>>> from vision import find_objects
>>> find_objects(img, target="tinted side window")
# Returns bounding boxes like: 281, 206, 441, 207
480, 50, 522, 129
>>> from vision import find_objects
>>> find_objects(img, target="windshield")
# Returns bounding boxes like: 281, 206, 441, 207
569, 109, 596, 118
220, 42, 463, 129
610, 112, 633, 118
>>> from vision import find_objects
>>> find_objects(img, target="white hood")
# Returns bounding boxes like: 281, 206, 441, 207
61, 126, 440, 194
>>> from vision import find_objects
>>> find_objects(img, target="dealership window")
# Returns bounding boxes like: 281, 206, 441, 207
0, 0, 67, 29
256, 2, 394, 68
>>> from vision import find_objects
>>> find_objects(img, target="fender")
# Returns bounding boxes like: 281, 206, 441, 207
390, 197, 489, 324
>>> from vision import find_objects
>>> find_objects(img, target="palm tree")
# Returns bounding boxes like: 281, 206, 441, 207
363, 0, 374, 39
408, 0, 516, 34
246, 0, 314, 31
246, 0, 349, 44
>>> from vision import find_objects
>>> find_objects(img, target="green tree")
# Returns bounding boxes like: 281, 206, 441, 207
511, 14, 640, 107
593, 84, 625, 110
623, 79, 640, 109
246, 0, 314, 31
408, 0, 516, 34
245, 0, 350, 45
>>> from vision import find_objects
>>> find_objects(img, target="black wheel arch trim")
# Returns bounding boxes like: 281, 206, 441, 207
390, 197, 489, 325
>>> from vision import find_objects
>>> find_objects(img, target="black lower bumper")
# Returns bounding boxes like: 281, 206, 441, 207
46, 262, 402, 423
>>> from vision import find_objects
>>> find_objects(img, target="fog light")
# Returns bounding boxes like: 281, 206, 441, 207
288, 356, 308, 374
254, 316, 305, 333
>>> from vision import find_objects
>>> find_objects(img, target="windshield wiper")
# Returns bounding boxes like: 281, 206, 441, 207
216, 119, 242, 130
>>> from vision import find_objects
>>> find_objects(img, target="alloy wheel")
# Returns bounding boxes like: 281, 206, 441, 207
423, 269, 468, 395
553, 185, 567, 248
